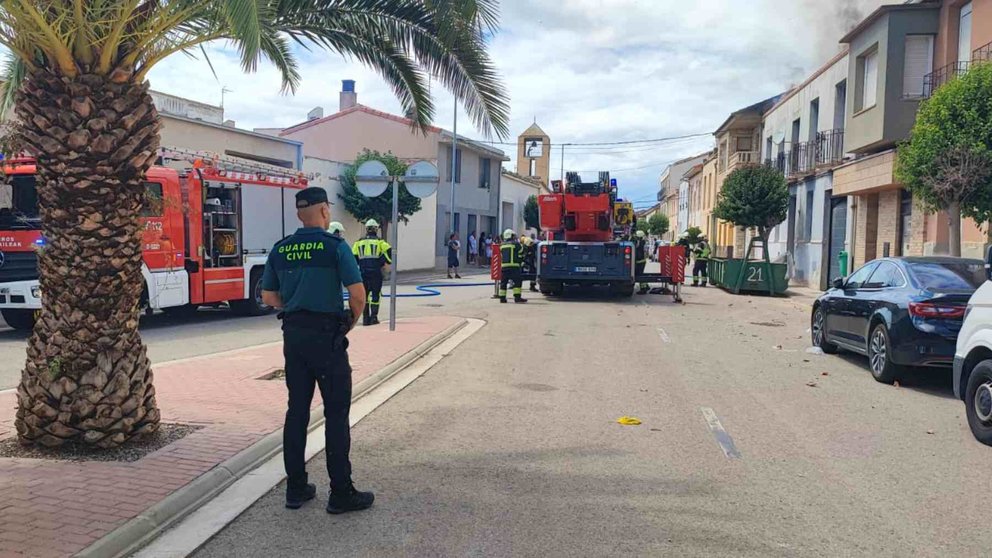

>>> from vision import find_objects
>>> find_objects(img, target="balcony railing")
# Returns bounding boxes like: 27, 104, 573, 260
727, 150, 758, 172
923, 41, 992, 98
768, 130, 845, 180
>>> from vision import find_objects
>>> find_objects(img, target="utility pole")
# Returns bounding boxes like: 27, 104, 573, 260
449, 102, 458, 236
560, 143, 565, 182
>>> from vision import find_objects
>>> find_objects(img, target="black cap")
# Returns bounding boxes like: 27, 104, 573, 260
295, 187, 330, 208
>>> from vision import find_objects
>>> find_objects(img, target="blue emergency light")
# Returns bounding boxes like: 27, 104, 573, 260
610, 178, 617, 187
34, 237, 46, 247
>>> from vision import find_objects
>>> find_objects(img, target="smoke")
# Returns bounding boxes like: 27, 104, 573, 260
797, 0, 889, 61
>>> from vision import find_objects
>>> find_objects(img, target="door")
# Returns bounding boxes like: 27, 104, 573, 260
832, 261, 878, 344
899, 190, 912, 256
848, 261, 901, 347
828, 197, 848, 283
139, 180, 175, 271
786, 192, 797, 275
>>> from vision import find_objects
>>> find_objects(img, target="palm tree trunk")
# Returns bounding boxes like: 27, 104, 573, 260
13, 70, 161, 448
948, 202, 962, 257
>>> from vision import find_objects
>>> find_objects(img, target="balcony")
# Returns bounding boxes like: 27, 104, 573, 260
726, 151, 758, 173
771, 130, 846, 180
923, 41, 992, 98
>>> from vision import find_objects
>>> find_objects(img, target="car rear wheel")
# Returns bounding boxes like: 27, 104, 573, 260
231, 268, 273, 316
965, 361, 992, 447
811, 307, 838, 354
868, 324, 901, 384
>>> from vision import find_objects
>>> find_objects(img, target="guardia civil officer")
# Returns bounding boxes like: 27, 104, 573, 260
352, 219, 392, 326
498, 229, 528, 303
260, 187, 375, 514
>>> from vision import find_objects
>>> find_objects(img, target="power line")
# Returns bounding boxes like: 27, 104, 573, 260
472, 131, 712, 147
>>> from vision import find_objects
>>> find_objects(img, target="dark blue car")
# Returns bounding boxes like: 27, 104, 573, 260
811, 257, 984, 383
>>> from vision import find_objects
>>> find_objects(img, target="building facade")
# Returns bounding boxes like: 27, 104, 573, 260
500, 170, 544, 237
658, 153, 710, 241
275, 80, 508, 270
761, 50, 851, 288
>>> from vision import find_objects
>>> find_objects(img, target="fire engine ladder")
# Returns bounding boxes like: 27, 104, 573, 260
156, 146, 304, 183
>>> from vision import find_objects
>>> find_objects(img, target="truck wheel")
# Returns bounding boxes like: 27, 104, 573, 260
1, 309, 36, 331
965, 361, 992, 447
231, 268, 273, 316
612, 282, 635, 298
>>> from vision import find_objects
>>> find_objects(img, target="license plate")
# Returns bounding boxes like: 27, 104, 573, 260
575, 266, 597, 273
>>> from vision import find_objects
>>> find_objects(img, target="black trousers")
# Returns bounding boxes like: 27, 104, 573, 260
692, 260, 708, 283
362, 271, 383, 319
635, 261, 647, 288
282, 318, 353, 494
499, 267, 522, 299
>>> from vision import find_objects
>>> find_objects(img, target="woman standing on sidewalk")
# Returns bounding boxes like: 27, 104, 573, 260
447, 232, 462, 279
467, 231, 478, 265
483, 233, 493, 267
478, 232, 488, 267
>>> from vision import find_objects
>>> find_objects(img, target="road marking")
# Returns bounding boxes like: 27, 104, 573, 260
656, 327, 670, 343
133, 318, 486, 558
700, 407, 741, 459
0, 387, 16, 396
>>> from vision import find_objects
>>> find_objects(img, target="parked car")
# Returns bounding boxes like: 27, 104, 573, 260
811, 257, 984, 383
953, 247, 992, 445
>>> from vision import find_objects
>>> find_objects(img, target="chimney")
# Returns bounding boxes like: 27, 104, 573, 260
222, 119, 236, 128
307, 106, 324, 121
340, 80, 357, 111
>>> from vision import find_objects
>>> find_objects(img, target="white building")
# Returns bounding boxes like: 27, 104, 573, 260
500, 170, 544, 237
761, 49, 852, 288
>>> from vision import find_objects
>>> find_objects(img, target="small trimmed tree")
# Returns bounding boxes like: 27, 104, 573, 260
524, 195, 541, 231
897, 63, 992, 257
712, 164, 788, 260
339, 149, 422, 238
647, 213, 670, 237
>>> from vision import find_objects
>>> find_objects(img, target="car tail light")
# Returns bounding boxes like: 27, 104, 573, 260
909, 302, 965, 319
540, 245, 548, 264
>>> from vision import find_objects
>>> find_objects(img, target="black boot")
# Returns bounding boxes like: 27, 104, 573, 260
362, 306, 371, 326
499, 297, 507, 303
326, 485, 375, 514
286, 483, 317, 509
370, 305, 380, 325
514, 296, 528, 303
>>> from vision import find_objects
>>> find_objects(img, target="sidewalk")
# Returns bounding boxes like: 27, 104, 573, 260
0, 316, 464, 558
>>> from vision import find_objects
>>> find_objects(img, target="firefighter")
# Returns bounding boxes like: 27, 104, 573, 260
634, 230, 650, 294
260, 187, 374, 514
352, 219, 392, 325
520, 235, 539, 292
692, 236, 711, 287
328, 221, 345, 239
499, 229, 528, 303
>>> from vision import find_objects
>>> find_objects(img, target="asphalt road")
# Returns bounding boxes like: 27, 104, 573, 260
0, 269, 495, 390
191, 281, 990, 558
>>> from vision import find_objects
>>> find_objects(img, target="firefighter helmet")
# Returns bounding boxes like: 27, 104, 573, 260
502, 229, 515, 241
635, 230, 646, 238
365, 219, 380, 229
328, 221, 345, 234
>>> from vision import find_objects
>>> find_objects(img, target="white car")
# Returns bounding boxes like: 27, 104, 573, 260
954, 247, 992, 446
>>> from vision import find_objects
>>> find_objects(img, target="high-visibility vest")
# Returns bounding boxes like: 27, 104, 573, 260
500, 242, 523, 268
352, 236, 392, 271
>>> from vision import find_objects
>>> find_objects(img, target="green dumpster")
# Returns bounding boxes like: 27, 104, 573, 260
707, 258, 788, 295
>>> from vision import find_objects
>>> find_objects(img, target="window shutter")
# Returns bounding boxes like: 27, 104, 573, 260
903, 35, 934, 97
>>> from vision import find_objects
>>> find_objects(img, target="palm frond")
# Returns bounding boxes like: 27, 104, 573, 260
0, 51, 25, 121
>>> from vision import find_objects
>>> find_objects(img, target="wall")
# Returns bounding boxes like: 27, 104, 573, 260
761, 52, 850, 163
301, 156, 437, 272
883, 9, 942, 143
500, 173, 541, 238
281, 108, 439, 163
159, 114, 301, 168
935, 0, 992, 69
151, 91, 224, 124
845, 14, 890, 154
435, 141, 505, 267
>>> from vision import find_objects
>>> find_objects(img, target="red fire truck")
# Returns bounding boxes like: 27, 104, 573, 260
0, 147, 308, 330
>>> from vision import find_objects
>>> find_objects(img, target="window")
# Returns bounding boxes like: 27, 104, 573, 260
480, 158, 491, 188
808, 98, 820, 141
845, 261, 878, 288
908, 261, 985, 290
863, 262, 905, 289
529, 159, 536, 176
735, 135, 752, 152
903, 35, 934, 98
766, 136, 773, 161
447, 148, 462, 182
959, 2, 973, 65
834, 80, 847, 130
804, 185, 814, 241
855, 46, 879, 112
141, 182, 164, 217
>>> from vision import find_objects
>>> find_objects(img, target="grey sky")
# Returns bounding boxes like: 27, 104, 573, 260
147, 0, 887, 207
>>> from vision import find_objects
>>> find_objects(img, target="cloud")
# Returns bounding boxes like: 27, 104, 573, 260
145, 0, 887, 207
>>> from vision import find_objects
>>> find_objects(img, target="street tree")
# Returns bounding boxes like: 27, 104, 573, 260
896, 63, 992, 256
647, 213, 670, 237
339, 150, 421, 239
712, 164, 788, 258
635, 218, 650, 236
0, 1, 509, 448
524, 195, 541, 231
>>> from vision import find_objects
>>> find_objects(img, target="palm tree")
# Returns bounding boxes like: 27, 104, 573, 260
1, 0, 509, 448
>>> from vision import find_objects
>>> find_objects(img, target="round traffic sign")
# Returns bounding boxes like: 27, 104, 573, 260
355, 159, 390, 197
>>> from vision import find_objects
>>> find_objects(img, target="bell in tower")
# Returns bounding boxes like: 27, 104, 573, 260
516, 121, 551, 187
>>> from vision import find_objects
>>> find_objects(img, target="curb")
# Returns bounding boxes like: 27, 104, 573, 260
76, 318, 469, 558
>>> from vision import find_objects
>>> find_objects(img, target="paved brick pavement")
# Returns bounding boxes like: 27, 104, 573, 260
0, 316, 461, 558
